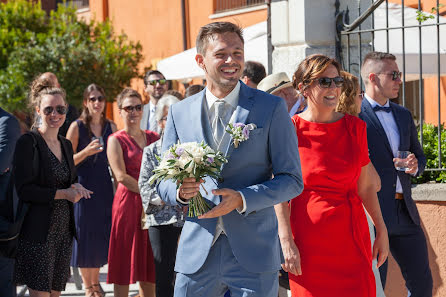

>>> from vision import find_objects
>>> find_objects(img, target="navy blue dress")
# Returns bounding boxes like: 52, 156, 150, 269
71, 120, 114, 268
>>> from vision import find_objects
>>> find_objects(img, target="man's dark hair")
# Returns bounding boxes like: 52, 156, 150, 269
143, 70, 165, 87
196, 22, 244, 55
242, 61, 266, 85
361, 51, 396, 86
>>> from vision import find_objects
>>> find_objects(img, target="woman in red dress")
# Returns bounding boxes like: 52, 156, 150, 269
283, 54, 389, 296
106, 88, 159, 297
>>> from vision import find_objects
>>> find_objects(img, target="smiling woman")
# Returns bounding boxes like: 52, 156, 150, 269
280, 54, 389, 297
13, 85, 92, 297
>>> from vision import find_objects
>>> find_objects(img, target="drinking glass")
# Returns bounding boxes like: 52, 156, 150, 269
395, 150, 410, 171
92, 136, 104, 151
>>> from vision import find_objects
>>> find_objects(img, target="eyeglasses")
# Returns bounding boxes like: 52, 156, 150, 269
160, 116, 168, 121
148, 79, 167, 86
121, 104, 142, 113
317, 76, 344, 88
43, 105, 67, 116
89, 96, 105, 103
377, 71, 402, 81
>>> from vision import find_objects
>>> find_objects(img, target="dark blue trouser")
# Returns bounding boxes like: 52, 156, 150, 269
380, 200, 432, 297
0, 256, 16, 297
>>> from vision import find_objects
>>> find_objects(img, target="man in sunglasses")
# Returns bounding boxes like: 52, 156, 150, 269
359, 51, 432, 297
141, 70, 168, 134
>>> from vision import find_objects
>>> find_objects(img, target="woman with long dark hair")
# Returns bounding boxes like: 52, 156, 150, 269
66, 84, 117, 297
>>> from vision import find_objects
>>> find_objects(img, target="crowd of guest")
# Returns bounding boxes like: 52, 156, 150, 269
0, 21, 432, 297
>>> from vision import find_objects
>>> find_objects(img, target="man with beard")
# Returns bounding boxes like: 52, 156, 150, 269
157, 21, 303, 297
141, 70, 168, 134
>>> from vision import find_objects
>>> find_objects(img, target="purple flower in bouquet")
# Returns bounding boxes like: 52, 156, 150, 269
207, 157, 214, 164
242, 125, 250, 139
175, 147, 184, 157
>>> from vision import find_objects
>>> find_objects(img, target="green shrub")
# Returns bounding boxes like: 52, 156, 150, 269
413, 123, 446, 183
0, 0, 143, 112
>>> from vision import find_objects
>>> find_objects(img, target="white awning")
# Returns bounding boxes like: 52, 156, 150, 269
157, 21, 267, 81
374, 3, 446, 80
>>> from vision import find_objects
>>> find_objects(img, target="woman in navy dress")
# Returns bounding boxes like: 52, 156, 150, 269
66, 84, 117, 297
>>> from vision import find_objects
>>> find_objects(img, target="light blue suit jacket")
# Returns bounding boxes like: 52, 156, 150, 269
157, 82, 303, 274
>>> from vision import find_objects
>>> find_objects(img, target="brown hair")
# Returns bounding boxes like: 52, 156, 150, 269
80, 84, 107, 137
292, 54, 342, 95
166, 89, 184, 101
116, 88, 142, 109
29, 72, 59, 105
361, 51, 396, 86
29, 86, 67, 128
185, 84, 205, 98
336, 71, 360, 116
196, 22, 244, 55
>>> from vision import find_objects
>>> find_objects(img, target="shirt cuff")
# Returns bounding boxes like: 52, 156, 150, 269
150, 196, 163, 206
236, 191, 247, 214
411, 167, 419, 177
176, 189, 190, 205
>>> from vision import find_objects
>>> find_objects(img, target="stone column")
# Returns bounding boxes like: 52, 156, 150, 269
271, 0, 373, 78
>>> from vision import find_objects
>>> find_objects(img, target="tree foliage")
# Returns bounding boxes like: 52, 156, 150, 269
0, 0, 143, 112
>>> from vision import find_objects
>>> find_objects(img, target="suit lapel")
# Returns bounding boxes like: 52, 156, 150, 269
221, 84, 255, 164
361, 100, 393, 156
191, 91, 216, 149
390, 102, 405, 150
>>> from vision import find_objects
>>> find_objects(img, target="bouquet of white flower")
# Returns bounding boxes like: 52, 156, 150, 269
149, 141, 228, 217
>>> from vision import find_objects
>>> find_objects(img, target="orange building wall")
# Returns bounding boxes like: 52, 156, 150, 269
86, 1, 266, 125
424, 77, 446, 126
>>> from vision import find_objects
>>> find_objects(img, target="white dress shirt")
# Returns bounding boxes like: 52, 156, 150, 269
364, 94, 403, 194
177, 82, 247, 244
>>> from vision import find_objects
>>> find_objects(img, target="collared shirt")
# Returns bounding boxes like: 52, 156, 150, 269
147, 101, 157, 131
364, 94, 403, 194
178, 81, 247, 244
289, 96, 304, 117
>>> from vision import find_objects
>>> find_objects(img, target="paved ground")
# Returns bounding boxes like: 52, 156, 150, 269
15, 265, 292, 297
16, 265, 139, 297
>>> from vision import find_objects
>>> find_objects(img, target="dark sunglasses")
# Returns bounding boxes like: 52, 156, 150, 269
377, 71, 402, 81
148, 79, 167, 86
43, 105, 67, 116
317, 76, 344, 88
121, 104, 142, 113
89, 96, 105, 103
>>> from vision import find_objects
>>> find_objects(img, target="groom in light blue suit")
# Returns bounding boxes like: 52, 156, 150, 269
157, 22, 303, 297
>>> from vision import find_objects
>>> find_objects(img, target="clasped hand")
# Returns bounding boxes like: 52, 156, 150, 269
178, 177, 243, 219
65, 183, 93, 203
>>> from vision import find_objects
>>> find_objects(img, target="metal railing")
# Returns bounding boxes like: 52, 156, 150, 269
335, 0, 445, 174
215, 0, 265, 13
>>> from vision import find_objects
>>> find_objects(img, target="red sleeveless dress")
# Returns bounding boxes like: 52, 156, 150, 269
289, 114, 375, 297
107, 130, 159, 285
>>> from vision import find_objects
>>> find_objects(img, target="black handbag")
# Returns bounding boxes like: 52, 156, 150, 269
0, 132, 39, 258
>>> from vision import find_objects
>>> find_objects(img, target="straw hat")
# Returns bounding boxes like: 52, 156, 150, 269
257, 72, 293, 94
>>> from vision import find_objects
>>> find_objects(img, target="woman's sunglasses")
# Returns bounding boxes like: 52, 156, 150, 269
43, 105, 68, 116
89, 96, 105, 103
317, 76, 344, 88
121, 104, 142, 113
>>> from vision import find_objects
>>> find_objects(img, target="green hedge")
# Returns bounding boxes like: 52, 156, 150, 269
0, 0, 144, 112
413, 123, 446, 183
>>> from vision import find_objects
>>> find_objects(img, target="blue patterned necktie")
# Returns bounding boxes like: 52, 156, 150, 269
373, 105, 391, 113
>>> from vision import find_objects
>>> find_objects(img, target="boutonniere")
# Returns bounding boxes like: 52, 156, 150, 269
226, 122, 257, 148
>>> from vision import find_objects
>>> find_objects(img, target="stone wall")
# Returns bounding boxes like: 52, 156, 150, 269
385, 183, 446, 297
